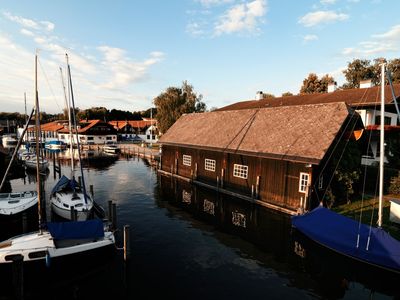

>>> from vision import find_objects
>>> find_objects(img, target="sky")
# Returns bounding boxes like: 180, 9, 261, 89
0, 0, 399, 114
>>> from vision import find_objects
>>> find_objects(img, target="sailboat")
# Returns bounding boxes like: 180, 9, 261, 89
50, 54, 93, 221
0, 108, 38, 218
0, 54, 115, 270
292, 62, 400, 274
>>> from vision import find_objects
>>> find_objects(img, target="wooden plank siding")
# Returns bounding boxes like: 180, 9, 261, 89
160, 145, 312, 212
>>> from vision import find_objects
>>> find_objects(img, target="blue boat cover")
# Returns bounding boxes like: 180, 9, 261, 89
47, 219, 104, 240
292, 206, 400, 272
51, 175, 79, 195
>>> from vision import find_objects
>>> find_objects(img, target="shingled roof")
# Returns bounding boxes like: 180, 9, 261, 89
159, 102, 356, 164
218, 84, 400, 111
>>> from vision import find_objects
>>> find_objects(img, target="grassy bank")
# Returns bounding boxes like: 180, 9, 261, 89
332, 194, 400, 240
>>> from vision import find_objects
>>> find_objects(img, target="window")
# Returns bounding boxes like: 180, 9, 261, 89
299, 172, 310, 193
183, 155, 191, 166
87, 137, 94, 140
233, 164, 248, 179
318, 175, 323, 190
205, 159, 216, 172
106, 137, 112, 140
375, 115, 392, 126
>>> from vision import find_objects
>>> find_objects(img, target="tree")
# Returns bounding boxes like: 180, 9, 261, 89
261, 93, 275, 99
154, 81, 206, 133
300, 73, 334, 94
342, 59, 376, 89
388, 58, 400, 84
282, 92, 293, 97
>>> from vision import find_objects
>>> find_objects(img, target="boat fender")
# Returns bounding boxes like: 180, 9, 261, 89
45, 251, 51, 268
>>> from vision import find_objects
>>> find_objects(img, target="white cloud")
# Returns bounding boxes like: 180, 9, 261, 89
186, 22, 205, 36
320, 0, 337, 4
97, 46, 165, 90
372, 24, 400, 40
341, 24, 400, 58
214, 0, 267, 35
298, 10, 349, 27
20, 28, 34, 37
3, 11, 54, 32
197, 0, 234, 7
303, 34, 318, 42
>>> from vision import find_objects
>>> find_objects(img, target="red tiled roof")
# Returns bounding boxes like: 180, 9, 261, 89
109, 120, 156, 130
159, 102, 355, 164
27, 120, 67, 132
217, 84, 400, 111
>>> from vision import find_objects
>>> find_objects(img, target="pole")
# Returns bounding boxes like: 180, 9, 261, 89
378, 62, 385, 227
0, 108, 35, 191
123, 225, 130, 261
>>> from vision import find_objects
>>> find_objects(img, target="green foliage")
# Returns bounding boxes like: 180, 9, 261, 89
154, 81, 206, 133
328, 140, 362, 204
389, 172, 400, 195
261, 93, 275, 98
300, 73, 334, 94
342, 57, 400, 89
281, 92, 294, 97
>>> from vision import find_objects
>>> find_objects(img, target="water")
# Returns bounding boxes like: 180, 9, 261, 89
1, 154, 398, 299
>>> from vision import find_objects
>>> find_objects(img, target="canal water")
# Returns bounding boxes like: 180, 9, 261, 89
1, 152, 398, 299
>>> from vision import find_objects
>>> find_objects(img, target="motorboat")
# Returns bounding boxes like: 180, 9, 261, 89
0, 191, 38, 216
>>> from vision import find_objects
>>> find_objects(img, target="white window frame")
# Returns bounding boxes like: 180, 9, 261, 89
233, 164, 248, 179
299, 172, 310, 193
205, 159, 216, 172
183, 155, 192, 166
318, 175, 323, 190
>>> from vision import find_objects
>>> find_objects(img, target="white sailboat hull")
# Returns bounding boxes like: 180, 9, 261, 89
0, 191, 38, 216
51, 191, 93, 221
25, 158, 49, 172
0, 229, 115, 264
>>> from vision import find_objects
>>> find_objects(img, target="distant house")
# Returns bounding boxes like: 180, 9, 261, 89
58, 119, 117, 145
109, 119, 158, 144
158, 102, 362, 215
218, 82, 400, 166
25, 120, 67, 143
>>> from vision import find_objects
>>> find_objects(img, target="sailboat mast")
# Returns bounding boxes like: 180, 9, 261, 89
34, 53, 42, 230
378, 62, 385, 228
60, 65, 74, 173
66, 54, 88, 204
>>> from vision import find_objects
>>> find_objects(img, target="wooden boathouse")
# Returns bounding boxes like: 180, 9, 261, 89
158, 102, 362, 215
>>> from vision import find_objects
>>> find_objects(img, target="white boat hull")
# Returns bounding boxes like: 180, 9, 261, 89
25, 158, 49, 172
0, 191, 38, 216
0, 229, 115, 264
51, 192, 93, 221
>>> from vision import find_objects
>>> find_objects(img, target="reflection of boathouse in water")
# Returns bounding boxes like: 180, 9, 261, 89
158, 102, 362, 215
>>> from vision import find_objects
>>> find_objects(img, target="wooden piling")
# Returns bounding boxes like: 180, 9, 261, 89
70, 206, 77, 221
112, 203, 117, 230
123, 225, 130, 261
78, 176, 82, 187
11, 254, 24, 300
90, 185, 94, 198
22, 212, 27, 233
108, 200, 112, 222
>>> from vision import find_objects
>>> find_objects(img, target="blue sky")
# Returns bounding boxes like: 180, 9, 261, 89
1, 0, 399, 114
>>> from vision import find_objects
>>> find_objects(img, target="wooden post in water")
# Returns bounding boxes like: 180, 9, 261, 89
11, 254, 24, 300
78, 176, 82, 187
123, 225, 130, 261
90, 185, 94, 198
70, 206, 77, 221
53, 155, 56, 180
22, 212, 27, 233
221, 169, 224, 188
112, 203, 117, 230
58, 159, 61, 179
108, 200, 112, 222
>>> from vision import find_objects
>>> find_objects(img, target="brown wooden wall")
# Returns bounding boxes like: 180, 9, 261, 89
160, 145, 312, 211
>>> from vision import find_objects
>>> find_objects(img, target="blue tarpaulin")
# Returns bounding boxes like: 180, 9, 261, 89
292, 206, 400, 273
47, 219, 104, 240
51, 175, 79, 195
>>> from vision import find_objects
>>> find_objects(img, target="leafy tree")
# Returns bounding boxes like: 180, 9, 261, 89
300, 73, 334, 94
387, 58, 400, 84
154, 81, 206, 133
282, 92, 293, 97
342, 59, 376, 89
262, 93, 275, 99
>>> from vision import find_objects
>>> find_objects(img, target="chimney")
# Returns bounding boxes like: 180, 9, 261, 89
360, 79, 373, 89
255, 91, 264, 100
327, 82, 337, 93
